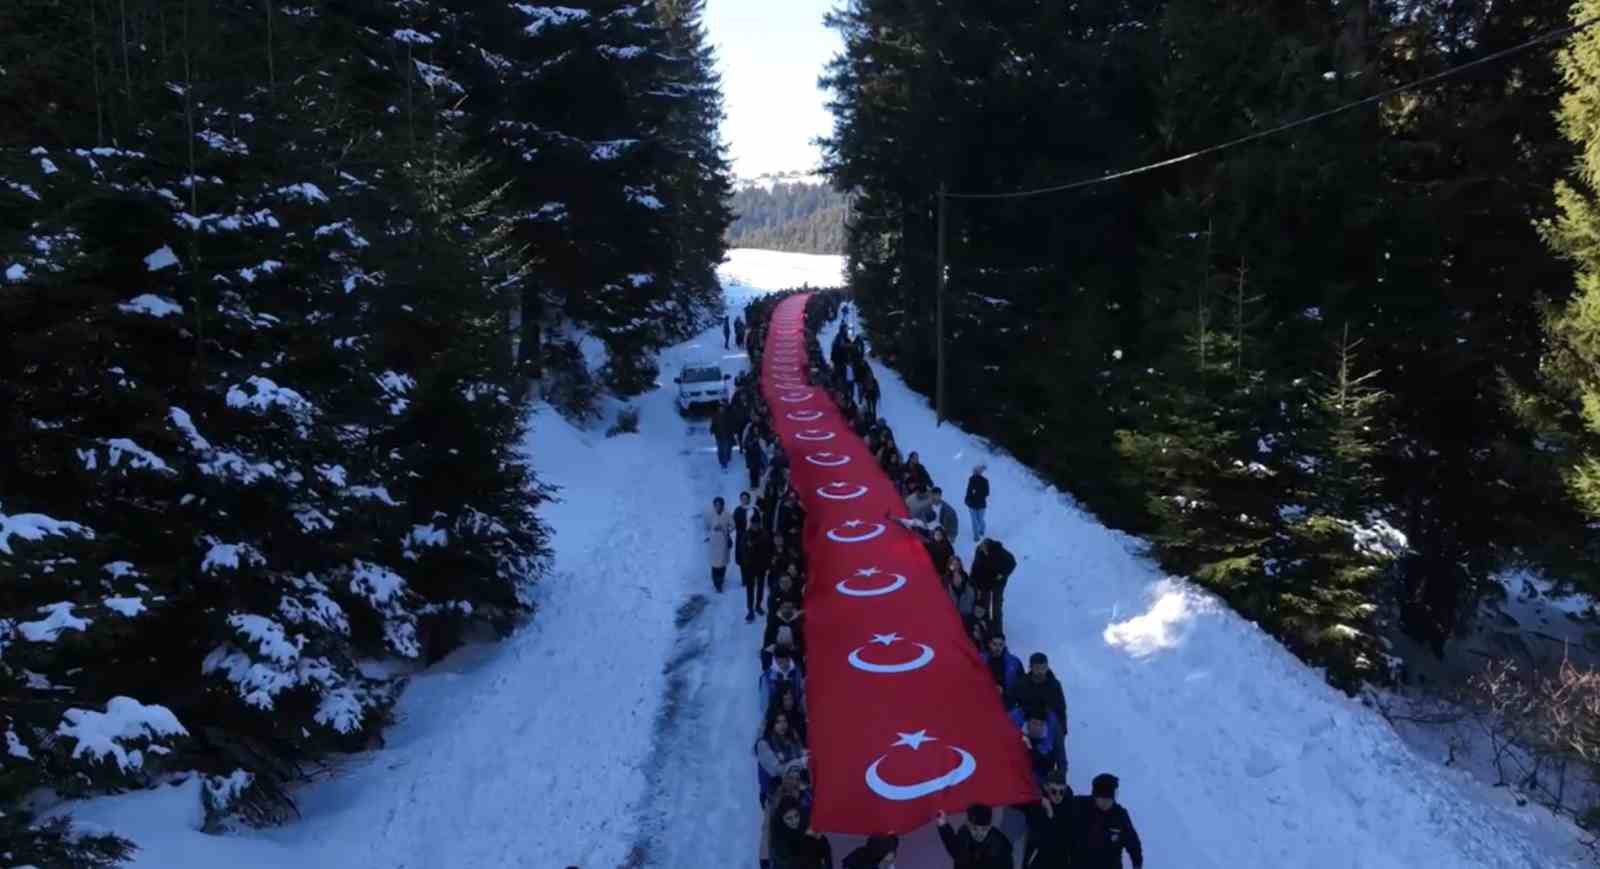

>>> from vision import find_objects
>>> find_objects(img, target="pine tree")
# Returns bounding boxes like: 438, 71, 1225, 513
1539, 0, 1600, 524
1270, 326, 1396, 690
0, 0, 566, 850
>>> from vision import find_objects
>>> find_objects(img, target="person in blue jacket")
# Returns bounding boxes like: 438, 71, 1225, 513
754, 709, 806, 808
1009, 704, 1067, 787
759, 644, 805, 716
982, 633, 1025, 694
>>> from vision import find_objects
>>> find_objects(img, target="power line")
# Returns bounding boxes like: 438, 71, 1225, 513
944, 14, 1600, 201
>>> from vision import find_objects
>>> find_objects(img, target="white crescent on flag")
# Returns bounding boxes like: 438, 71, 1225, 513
826, 520, 884, 542
806, 452, 851, 467
847, 633, 935, 674
835, 569, 908, 596
864, 732, 978, 801
817, 482, 869, 500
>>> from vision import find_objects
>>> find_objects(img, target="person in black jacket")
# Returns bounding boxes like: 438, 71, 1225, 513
935, 804, 1013, 869
777, 490, 806, 550
842, 834, 898, 869
770, 797, 832, 869
902, 450, 934, 493
1022, 767, 1076, 868
1007, 652, 1069, 739
734, 493, 758, 575
744, 526, 774, 622
970, 538, 1017, 633
744, 426, 768, 489
761, 598, 805, 671
964, 464, 989, 543
1073, 774, 1143, 869
712, 402, 735, 469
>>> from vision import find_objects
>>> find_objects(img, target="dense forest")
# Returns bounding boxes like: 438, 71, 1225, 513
727, 178, 846, 254
822, 1, 1600, 690
0, 0, 729, 861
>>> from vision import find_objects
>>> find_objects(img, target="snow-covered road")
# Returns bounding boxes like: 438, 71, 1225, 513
69, 249, 1583, 868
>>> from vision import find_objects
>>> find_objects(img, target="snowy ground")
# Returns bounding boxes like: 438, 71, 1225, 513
65, 248, 1584, 868
816, 289, 1587, 869
69, 256, 785, 868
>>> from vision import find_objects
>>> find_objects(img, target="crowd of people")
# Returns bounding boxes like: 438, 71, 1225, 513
703, 289, 1144, 869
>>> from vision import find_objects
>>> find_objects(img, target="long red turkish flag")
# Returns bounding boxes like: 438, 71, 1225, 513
761, 294, 1037, 835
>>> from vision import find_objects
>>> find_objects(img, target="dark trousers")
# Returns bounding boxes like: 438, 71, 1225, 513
711, 566, 726, 591
744, 567, 766, 615
716, 439, 732, 468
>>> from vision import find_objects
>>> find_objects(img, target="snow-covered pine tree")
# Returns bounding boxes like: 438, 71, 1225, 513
460, 1, 723, 397
1, 0, 553, 850
656, 0, 734, 335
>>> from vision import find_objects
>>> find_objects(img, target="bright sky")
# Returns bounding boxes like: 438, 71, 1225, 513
705, 0, 842, 178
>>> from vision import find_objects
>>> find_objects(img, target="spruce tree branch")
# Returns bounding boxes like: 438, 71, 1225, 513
945, 14, 1600, 200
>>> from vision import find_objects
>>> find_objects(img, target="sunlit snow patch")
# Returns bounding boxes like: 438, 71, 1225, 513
1103, 580, 1214, 659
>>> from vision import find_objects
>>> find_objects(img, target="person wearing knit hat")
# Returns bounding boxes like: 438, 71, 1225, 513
1071, 773, 1144, 868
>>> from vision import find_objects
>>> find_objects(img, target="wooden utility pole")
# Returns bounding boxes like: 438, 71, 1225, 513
935, 182, 948, 426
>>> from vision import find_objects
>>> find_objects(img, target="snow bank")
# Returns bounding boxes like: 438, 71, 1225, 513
61, 252, 1578, 869
68, 314, 725, 868
718, 248, 844, 292
819, 286, 1583, 868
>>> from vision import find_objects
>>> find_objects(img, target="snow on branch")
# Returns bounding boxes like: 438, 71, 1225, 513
276, 182, 329, 204
118, 294, 185, 318
168, 407, 212, 451
512, 4, 589, 36
201, 540, 268, 575
226, 376, 316, 432
349, 560, 420, 658
18, 602, 92, 642
144, 245, 179, 272
0, 508, 94, 554
413, 60, 464, 94
57, 697, 187, 773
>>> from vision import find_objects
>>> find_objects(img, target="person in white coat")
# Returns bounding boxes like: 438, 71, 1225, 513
707, 496, 735, 592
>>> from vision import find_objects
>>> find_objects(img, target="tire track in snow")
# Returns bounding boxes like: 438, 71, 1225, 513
620, 336, 763, 869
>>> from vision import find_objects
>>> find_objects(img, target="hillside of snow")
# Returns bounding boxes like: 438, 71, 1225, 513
63, 250, 1582, 868
731, 170, 829, 192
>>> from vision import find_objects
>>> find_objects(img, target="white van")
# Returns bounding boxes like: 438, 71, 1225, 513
674, 363, 730, 412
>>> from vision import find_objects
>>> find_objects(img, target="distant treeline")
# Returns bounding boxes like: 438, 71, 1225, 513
727, 182, 847, 255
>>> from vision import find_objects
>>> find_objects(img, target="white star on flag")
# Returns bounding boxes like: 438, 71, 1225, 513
870, 633, 901, 646
844, 520, 863, 528
856, 567, 881, 577
892, 730, 936, 751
